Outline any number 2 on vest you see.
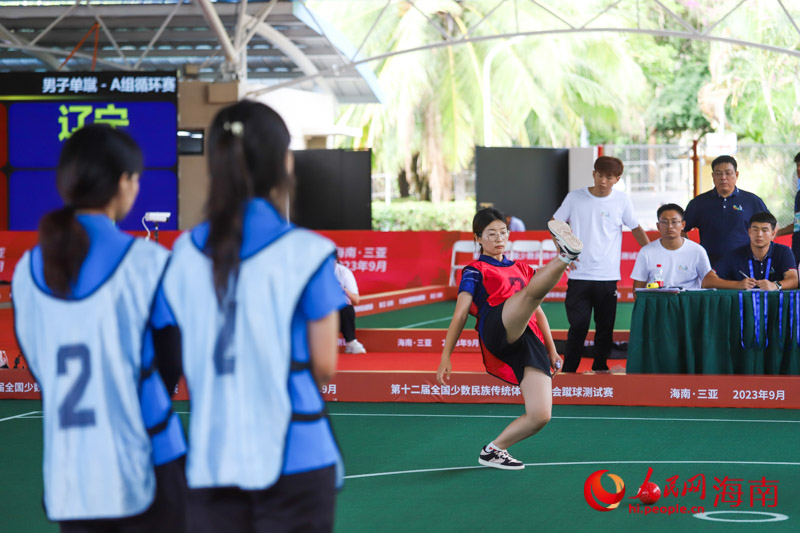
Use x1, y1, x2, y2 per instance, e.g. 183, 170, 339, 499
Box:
57, 344, 96, 429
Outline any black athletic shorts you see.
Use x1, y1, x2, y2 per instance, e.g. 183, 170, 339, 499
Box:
187, 465, 337, 533
480, 301, 552, 383
59, 455, 188, 533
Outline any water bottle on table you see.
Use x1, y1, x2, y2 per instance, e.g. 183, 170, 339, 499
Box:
653, 264, 665, 288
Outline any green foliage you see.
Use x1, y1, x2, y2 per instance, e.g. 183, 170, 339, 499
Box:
312, 1, 651, 200
649, 61, 711, 136
311, 1, 800, 186
634, 37, 712, 140
372, 199, 475, 231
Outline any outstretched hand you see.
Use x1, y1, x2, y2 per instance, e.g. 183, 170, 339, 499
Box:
436, 359, 452, 385
549, 352, 563, 376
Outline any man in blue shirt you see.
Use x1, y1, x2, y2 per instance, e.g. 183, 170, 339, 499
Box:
775, 152, 800, 266
702, 212, 798, 290
684, 155, 769, 266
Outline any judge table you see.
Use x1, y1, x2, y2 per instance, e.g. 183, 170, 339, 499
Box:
628, 289, 800, 374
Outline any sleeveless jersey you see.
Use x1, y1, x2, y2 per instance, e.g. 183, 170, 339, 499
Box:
12, 239, 168, 521
463, 258, 544, 384
162, 227, 341, 490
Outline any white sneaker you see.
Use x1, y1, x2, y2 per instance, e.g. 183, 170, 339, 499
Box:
345, 340, 367, 354
547, 220, 583, 262
478, 446, 524, 470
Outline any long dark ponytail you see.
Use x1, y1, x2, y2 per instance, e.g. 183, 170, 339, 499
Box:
206, 100, 292, 304
39, 124, 142, 296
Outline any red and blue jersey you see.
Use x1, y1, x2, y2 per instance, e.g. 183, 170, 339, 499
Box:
459, 255, 544, 383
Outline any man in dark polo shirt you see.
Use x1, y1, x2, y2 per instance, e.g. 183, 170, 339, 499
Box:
702, 212, 798, 290
684, 155, 769, 266
775, 152, 800, 266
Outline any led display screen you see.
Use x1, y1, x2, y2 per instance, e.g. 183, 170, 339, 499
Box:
0, 72, 178, 230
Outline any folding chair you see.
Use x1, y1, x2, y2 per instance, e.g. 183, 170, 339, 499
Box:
540, 239, 558, 268
510, 240, 542, 269
449, 240, 479, 286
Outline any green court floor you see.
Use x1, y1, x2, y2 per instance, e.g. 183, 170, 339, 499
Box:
2, 400, 797, 532
358, 301, 634, 331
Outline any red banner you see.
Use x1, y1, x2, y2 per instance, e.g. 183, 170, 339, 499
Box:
317, 230, 464, 294
0, 229, 790, 289
2, 368, 796, 409
318, 372, 799, 409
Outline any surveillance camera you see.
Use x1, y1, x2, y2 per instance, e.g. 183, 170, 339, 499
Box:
144, 212, 171, 223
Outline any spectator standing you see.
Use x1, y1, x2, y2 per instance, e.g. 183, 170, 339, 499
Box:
552, 156, 650, 373
631, 204, 711, 290
335, 254, 367, 354
684, 155, 769, 266
775, 152, 800, 266
160, 101, 344, 533
12, 125, 187, 531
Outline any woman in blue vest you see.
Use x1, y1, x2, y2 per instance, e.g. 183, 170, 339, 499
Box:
12, 124, 187, 532
437, 208, 582, 470
160, 101, 344, 532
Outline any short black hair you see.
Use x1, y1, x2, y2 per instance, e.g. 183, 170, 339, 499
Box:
711, 155, 738, 171
749, 211, 777, 230
793, 152, 800, 165
657, 203, 684, 220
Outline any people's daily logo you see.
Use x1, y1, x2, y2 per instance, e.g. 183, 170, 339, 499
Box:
584, 470, 626, 511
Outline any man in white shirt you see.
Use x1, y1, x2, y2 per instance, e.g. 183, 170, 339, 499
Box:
631, 204, 712, 291
552, 156, 650, 373
334, 256, 367, 354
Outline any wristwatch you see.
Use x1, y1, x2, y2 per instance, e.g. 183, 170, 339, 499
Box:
775, 281, 782, 291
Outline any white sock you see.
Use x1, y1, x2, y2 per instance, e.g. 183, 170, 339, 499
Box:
486, 441, 504, 452
557, 254, 573, 265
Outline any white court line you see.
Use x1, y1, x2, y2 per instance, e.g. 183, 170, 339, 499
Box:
328, 413, 800, 424
0, 411, 41, 423
398, 316, 452, 329
345, 460, 800, 480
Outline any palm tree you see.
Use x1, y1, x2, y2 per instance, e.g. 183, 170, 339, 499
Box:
311, 1, 651, 202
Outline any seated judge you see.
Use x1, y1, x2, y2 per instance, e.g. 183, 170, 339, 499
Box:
631, 203, 711, 290
702, 211, 798, 291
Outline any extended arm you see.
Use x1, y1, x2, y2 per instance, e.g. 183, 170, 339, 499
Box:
632, 226, 650, 247
755, 269, 799, 291
308, 311, 340, 387
702, 270, 756, 290
781, 269, 799, 289
632, 280, 647, 297
436, 291, 473, 385
534, 307, 562, 373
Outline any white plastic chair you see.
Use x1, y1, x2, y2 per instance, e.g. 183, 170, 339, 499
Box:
540, 239, 558, 268
449, 240, 479, 286
510, 240, 542, 268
